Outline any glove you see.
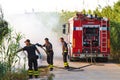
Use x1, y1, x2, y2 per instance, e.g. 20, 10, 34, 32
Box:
38, 53, 42, 59
36, 43, 42, 47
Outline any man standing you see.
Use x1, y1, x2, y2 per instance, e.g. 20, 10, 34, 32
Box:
17, 39, 41, 79
60, 37, 69, 69
36, 38, 54, 71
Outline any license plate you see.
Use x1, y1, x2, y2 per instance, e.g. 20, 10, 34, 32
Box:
80, 54, 96, 58
98, 54, 103, 57
87, 54, 96, 57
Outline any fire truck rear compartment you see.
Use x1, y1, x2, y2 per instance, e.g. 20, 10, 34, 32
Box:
83, 27, 99, 53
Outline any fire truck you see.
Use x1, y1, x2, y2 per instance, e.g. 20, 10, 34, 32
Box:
63, 13, 110, 61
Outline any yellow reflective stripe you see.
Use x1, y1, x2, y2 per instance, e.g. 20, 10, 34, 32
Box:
28, 71, 33, 73
64, 62, 69, 66
28, 70, 33, 75
49, 65, 53, 68
64, 50, 67, 52
28, 70, 33, 72
34, 71, 39, 76
28, 70, 33, 73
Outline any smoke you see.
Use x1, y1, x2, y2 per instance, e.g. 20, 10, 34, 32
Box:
5, 12, 63, 68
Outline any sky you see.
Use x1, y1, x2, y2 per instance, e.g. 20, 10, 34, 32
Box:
0, 0, 118, 15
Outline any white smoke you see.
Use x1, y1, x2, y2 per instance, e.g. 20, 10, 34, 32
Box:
5, 12, 63, 68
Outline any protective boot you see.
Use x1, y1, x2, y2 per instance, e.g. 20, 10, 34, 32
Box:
49, 64, 53, 71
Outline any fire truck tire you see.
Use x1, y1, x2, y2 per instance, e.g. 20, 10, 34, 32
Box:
103, 57, 108, 62
96, 57, 108, 62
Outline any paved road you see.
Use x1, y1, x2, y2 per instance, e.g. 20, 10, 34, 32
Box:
31, 58, 120, 80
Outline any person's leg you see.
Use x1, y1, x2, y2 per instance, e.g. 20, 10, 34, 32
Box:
63, 52, 69, 69
47, 54, 50, 65
49, 52, 54, 71
28, 59, 33, 79
33, 59, 39, 78
49, 53, 54, 65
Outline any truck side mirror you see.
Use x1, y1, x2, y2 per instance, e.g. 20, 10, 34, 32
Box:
63, 24, 66, 34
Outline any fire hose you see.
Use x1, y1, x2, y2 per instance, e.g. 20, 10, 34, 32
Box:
37, 44, 94, 71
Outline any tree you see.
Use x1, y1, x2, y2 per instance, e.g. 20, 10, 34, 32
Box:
87, 10, 92, 14
93, 8, 102, 17
0, 6, 9, 44
113, 0, 120, 22
82, 9, 86, 14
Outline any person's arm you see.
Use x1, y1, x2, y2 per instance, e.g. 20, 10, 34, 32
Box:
35, 46, 42, 59
16, 48, 23, 53
42, 44, 45, 47
16, 46, 27, 53
36, 43, 46, 48
36, 43, 42, 47
36, 48, 40, 54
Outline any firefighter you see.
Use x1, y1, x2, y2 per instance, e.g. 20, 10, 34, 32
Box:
60, 37, 69, 69
36, 38, 54, 71
16, 39, 41, 79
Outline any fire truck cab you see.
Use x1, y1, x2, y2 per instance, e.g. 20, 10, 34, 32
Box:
63, 13, 110, 61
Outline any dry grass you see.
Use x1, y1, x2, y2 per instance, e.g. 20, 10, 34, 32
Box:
39, 67, 49, 77
1, 71, 27, 80
39, 67, 55, 80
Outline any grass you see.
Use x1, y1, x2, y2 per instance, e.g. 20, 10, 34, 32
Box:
2, 71, 27, 80
39, 66, 55, 80
0, 67, 54, 80
0, 28, 24, 80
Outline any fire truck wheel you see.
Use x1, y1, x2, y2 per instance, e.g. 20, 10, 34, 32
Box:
103, 58, 108, 62
96, 57, 108, 62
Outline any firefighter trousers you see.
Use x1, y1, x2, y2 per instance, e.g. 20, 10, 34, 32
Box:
28, 58, 39, 78
47, 52, 54, 68
63, 52, 69, 67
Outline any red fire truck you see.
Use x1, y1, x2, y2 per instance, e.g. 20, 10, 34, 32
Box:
63, 13, 110, 61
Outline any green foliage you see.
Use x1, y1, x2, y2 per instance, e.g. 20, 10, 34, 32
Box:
0, 62, 7, 79
1, 69, 27, 80
113, 0, 120, 22
110, 21, 120, 62
87, 10, 92, 14
0, 21, 9, 44
0, 29, 23, 79
0, 30, 23, 71
0, 7, 9, 45
60, 10, 76, 23
82, 9, 86, 14
93, 8, 102, 17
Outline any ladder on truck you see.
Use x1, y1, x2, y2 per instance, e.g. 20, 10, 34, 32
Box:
101, 20, 107, 52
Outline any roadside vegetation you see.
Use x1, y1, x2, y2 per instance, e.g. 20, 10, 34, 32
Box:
0, 7, 26, 80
